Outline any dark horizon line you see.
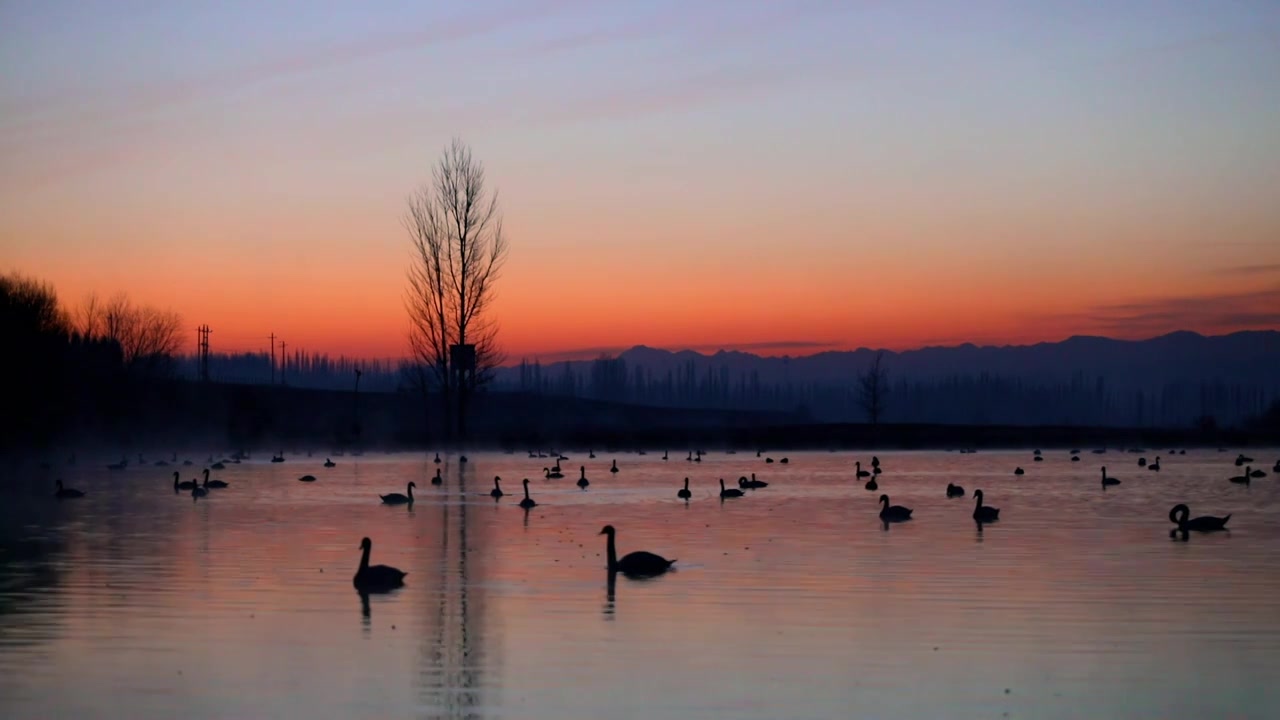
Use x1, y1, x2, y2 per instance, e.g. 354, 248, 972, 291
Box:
179, 327, 1276, 367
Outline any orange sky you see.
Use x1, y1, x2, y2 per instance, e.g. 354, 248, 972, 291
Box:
3, 2, 1278, 362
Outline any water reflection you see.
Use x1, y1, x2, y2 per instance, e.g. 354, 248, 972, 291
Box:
416, 463, 489, 720
603, 571, 616, 620
1, 450, 1279, 719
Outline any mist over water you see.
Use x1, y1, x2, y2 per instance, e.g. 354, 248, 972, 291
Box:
2, 449, 1278, 719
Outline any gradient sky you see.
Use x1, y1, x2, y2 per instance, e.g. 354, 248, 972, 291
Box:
3, 0, 1278, 361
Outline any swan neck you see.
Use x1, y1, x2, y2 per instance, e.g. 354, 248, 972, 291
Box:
606, 532, 617, 570
359, 544, 371, 571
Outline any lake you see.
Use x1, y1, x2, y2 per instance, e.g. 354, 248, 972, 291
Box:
2, 448, 1278, 719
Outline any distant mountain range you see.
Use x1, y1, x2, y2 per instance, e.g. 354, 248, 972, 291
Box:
493, 331, 1280, 427
501, 330, 1279, 385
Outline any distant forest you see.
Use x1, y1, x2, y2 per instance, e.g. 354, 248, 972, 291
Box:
175, 352, 402, 393
500, 353, 1275, 429
174, 331, 1280, 430
8, 266, 1277, 454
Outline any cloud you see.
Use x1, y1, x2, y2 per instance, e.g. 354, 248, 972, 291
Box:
1, 0, 589, 148
1064, 284, 1280, 338
696, 340, 838, 353
1210, 263, 1280, 277
515, 339, 837, 363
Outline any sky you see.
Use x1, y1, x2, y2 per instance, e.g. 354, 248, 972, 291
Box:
2, 0, 1279, 362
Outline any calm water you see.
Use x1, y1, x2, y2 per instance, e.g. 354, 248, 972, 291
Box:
2, 448, 1279, 719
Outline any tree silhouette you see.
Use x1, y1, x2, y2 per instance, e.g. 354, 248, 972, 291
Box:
78, 292, 182, 379
405, 139, 509, 441
858, 350, 889, 425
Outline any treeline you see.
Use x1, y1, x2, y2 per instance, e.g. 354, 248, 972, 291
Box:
2, 273, 183, 449
174, 351, 402, 393
504, 355, 1277, 429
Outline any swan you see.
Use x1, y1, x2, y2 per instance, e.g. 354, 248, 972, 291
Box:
1248, 468, 1266, 478
544, 466, 564, 479
324, 458, 336, 468
1273, 459, 1279, 473
353, 537, 406, 591
1235, 454, 1254, 466
519, 478, 537, 509
490, 476, 504, 498
433, 452, 441, 464
428, 468, 442, 486
946, 482, 965, 498
380, 481, 416, 505
719, 478, 744, 498
1101, 467, 1120, 487
677, 477, 691, 500
298, 474, 317, 482
202, 469, 229, 488
600, 525, 675, 576
1071, 455, 1081, 462
609, 459, 619, 474
973, 489, 1000, 523
107, 457, 127, 471
765, 457, 774, 464
662, 450, 669, 461
1138, 457, 1147, 467
191, 483, 208, 499
577, 466, 590, 489
855, 462, 870, 478
865, 476, 878, 491
210, 461, 226, 470
739, 473, 767, 489
1033, 455, 1044, 462
1014, 467, 1025, 476
54, 479, 84, 499
174, 471, 197, 491
779, 457, 789, 464
1168, 504, 1230, 532
1148, 456, 1161, 471
589, 450, 596, 459
878, 494, 912, 522
1229, 468, 1251, 485
271, 454, 285, 463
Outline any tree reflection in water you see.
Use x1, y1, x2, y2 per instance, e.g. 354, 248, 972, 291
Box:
416, 462, 492, 719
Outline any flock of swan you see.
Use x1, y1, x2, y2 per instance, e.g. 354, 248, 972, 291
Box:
45, 446, 1274, 592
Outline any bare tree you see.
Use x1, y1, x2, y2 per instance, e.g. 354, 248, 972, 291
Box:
405, 139, 509, 442
78, 292, 183, 378
858, 351, 889, 425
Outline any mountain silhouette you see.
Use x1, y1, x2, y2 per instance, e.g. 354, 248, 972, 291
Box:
499, 331, 1280, 427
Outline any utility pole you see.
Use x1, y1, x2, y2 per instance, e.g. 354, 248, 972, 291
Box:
197, 324, 211, 382
279, 341, 287, 386
268, 332, 276, 385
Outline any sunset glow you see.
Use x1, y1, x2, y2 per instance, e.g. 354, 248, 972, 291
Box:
3, 1, 1278, 362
